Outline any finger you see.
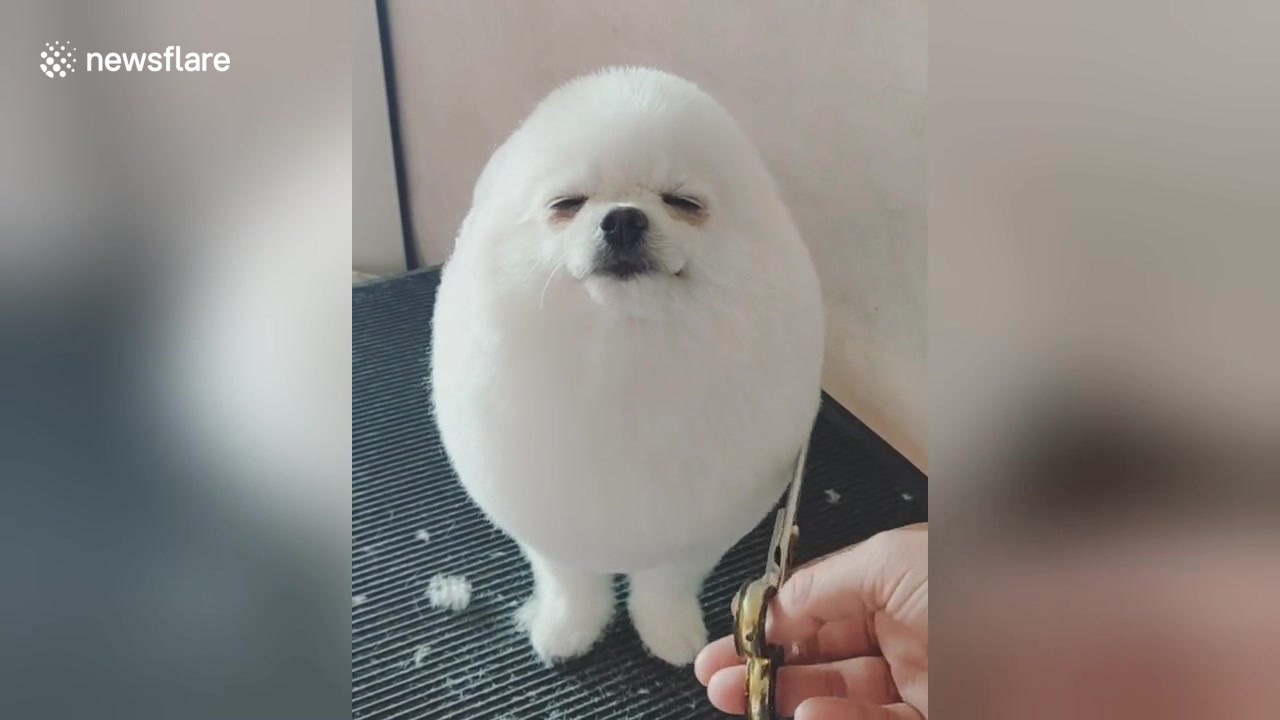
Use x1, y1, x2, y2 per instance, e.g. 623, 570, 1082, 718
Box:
768, 524, 927, 656
706, 657, 898, 716
694, 635, 739, 685
795, 698, 924, 720
784, 617, 887, 664
699, 619, 885, 677
693, 626, 873, 688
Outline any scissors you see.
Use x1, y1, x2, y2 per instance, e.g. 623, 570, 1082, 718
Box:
732, 440, 809, 720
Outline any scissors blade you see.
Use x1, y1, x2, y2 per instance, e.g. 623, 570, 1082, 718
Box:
766, 441, 809, 584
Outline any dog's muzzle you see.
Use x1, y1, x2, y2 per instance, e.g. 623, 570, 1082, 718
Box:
595, 206, 658, 279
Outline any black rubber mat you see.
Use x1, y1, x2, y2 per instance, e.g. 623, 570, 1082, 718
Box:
352, 269, 928, 720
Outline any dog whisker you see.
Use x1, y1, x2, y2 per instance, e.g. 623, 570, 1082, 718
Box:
538, 260, 564, 310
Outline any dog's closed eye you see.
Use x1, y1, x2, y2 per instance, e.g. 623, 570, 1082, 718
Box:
550, 196, 587, 219
660, 194, 703, 213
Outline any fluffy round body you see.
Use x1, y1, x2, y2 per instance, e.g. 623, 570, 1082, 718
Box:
430, 67, 824, 575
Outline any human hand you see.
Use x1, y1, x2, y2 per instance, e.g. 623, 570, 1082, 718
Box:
694, 523, 928, 719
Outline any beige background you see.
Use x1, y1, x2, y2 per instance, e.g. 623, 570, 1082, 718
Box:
353, 0, 406, 275
384, 0, 927, 470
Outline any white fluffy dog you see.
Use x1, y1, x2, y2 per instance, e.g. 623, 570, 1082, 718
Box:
430, 67, 824, 666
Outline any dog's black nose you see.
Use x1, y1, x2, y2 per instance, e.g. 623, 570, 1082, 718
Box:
600, 207, 649, 247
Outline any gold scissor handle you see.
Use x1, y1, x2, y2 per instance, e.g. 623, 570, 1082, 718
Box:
734, 578, 782, 719
734, 513, 800, 719
734, 443, 809, 720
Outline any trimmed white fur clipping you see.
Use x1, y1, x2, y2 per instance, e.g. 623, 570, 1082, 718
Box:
425, 574, 472, 612
410, 644, 432, 668
414, 529, 431, 543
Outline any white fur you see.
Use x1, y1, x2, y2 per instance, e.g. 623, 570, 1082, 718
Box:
425, 574, 472, 612
430, 67, 824, 665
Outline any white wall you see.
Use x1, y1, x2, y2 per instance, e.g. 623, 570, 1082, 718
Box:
388, 0, 927, 470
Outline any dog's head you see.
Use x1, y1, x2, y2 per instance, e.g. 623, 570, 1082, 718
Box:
462, 67, 784, 306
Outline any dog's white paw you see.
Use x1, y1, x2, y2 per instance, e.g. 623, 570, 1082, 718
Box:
629, 592, 707, 666
515, 593, 612, 664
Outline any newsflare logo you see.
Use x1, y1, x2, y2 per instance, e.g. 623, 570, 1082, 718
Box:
40, 41, 231, 79
40, 41, 77, 78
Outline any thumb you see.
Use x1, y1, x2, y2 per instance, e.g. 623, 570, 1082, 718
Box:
767, 524, 925, 657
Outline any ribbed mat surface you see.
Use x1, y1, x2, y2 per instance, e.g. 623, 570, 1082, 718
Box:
352, 269, 928, 720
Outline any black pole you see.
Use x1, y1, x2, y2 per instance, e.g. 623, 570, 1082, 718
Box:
375, 0, 421, 270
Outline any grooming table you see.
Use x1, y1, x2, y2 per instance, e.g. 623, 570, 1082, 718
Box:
352, 269, 927, 719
